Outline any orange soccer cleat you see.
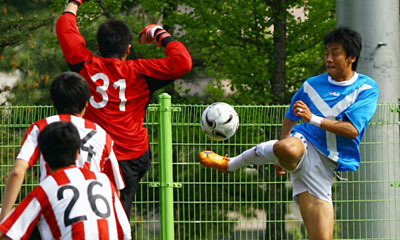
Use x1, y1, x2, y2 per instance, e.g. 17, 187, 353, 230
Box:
199, 151, 230, 173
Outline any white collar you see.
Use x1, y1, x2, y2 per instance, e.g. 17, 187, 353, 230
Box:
328, 72, 358, 86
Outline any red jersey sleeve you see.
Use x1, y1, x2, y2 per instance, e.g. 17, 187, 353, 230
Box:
16, 118, 49, 167
56, 12, 93, 70
135, 41, 193, 80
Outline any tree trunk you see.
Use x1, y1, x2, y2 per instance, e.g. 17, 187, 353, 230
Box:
270, 0, 287, 104
266, 1, 287, 239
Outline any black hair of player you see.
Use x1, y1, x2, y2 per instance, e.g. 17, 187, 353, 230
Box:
50, 72, 91, 114
324, 26, 362, 71
97, 19, 133, 59
38, 122, 81, 170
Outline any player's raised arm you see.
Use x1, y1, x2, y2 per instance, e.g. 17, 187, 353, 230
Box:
56, 0, 93, 72
292, 100, 359, 139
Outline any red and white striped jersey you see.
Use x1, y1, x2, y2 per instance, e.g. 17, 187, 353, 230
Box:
17, 114, 125, 190
0, 167, 131, 240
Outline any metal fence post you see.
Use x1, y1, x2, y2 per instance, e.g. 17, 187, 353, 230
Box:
158, 93, 175, 240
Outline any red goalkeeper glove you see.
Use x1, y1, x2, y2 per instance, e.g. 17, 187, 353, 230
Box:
68, 0, 83, 6
139, 24, 172, 47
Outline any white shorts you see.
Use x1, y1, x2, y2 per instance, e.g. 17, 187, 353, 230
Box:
289, 132, 337, 204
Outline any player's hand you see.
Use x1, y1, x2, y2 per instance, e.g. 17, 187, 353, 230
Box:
274, 163, 286, 175
68, 0, 84, 6
139, 24, 171, 46
293, 100, 312, 122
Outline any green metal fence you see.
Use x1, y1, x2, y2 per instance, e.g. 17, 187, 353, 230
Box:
0, 101, 399, 239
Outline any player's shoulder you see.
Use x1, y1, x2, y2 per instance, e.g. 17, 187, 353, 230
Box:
356, 73, 379, 88
301, 73, 329, 90
70, 115, 107, 133
123, 58, 141, 71
355, 74, 380, 98
306, 73, 328, 84
38, 170, 61, 192
71, 116, 115, 145
33, 115, 61, 131
78, 167, 112, 184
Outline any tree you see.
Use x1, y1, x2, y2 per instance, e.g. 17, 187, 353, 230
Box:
1, 0, 335, 106
145, 0, 335, 104
0, 1, 53, 52
0, 0, 151, 105
0, 1, 55, 105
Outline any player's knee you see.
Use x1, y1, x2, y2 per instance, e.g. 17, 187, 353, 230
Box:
273, 138, 305, 169
274, 138, 304, 158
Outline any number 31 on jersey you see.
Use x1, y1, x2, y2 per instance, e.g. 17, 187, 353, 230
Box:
89, 73, 127, 111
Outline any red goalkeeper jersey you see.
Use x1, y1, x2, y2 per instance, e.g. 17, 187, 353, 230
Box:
56, 13, 192, 160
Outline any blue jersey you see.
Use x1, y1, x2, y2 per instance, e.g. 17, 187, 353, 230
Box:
286, 73, 379, 171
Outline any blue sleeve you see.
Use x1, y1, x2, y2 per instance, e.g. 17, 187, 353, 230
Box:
285, 85, 304, 122
344, 83, 379, 133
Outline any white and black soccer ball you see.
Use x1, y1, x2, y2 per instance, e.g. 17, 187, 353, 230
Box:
201, 102, 239, 141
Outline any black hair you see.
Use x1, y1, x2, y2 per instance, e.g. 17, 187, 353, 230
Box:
38, 122, 81, 170
97, 19, 133, 59
324, 26, 362, 71
50, 72, 91, 114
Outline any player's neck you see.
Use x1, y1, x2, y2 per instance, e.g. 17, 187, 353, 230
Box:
335, 70, 354, 82
76, 106, 87, 117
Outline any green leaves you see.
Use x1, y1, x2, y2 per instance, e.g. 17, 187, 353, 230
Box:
165, 0, 335, 104
0, 0, 335, 106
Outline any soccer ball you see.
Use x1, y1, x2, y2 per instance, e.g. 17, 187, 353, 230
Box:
201, 102, 239, 141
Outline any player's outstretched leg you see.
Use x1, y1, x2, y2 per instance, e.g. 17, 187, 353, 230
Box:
200, 140, 279, 173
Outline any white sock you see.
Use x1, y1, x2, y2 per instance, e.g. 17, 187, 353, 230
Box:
227, 140, 279, 171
